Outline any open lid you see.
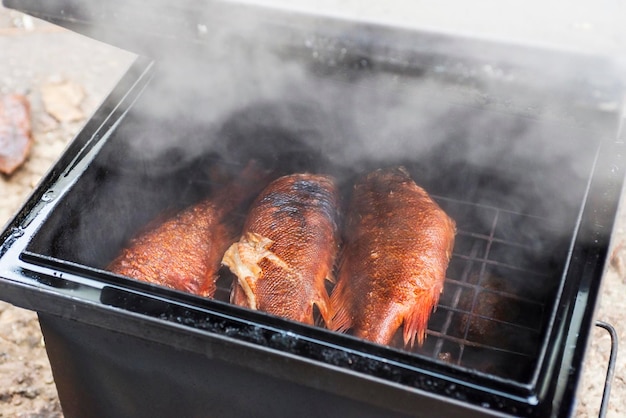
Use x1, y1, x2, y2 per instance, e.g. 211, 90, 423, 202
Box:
5, 0, 626, 54
0, 0, 292, 55
2, 0, 624, 98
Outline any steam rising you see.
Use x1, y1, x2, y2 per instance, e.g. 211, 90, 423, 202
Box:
97, 0, 623, 227
239, 0, 626, 58
22, 1, 624, 266
21, 0, 626, 380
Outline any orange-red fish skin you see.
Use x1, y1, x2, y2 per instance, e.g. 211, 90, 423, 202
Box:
108, 200, 231, 297
223, 173, 339, 325
108, 162, 269, 298
330, 167, 455, 347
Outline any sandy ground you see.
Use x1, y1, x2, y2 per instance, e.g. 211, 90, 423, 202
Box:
0, 4, 625, 418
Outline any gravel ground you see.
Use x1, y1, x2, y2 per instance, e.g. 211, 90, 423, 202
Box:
0, 4, 625, 418
0, 7, 133, 417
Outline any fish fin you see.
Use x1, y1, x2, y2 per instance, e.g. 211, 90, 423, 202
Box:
403, 290, 439, 348
328, 280, 353, 333
196, 274, 217, 299
329, 305, 352, 333
324, 260, 337, 284
314, 288, 333, 328
325, 267, 337, 284
326, 240, 344, 285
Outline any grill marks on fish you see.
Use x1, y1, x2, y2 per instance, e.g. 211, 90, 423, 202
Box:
222, 174, 339, 326
107, 162, 269, 298
329, 167, 456, 347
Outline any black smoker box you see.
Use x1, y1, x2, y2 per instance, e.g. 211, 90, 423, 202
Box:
1, 1, 625, 417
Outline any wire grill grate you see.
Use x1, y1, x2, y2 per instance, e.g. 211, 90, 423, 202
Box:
412, 196, 563, 381
167, 170, 566, 382
210, 188, 565, 382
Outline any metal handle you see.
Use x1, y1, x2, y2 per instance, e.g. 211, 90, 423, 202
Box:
595, 320, 618, 418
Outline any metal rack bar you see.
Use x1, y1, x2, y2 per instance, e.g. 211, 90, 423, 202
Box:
422, 197, 560, 378
595, 321, 618, 418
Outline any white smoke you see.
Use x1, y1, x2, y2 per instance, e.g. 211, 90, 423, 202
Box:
236, 0, 626, 58
16, 0, 626, 261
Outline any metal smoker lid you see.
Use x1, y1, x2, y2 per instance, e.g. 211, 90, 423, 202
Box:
0, 0, 287, 56
2, 0, 622, 86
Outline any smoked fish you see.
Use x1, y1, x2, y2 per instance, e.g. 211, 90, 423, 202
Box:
330, 167, 455, 347
108, 162, 268, 298
222, 173, 339, 325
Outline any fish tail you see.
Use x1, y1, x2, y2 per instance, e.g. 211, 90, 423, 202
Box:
197, 273, 218, 298
403, 289, 440, 348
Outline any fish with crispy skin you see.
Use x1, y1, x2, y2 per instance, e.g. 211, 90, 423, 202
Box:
108, 162, 268, 298
222, 173, 339, 325
330, 167, 455, 347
